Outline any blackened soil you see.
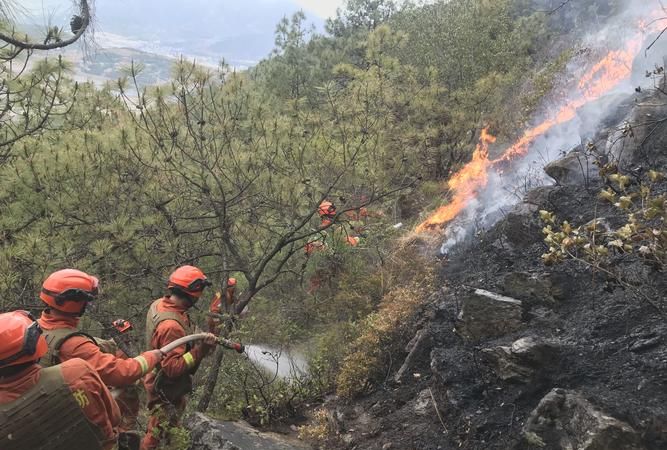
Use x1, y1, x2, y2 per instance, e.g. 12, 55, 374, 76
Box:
322, 100, 667, 450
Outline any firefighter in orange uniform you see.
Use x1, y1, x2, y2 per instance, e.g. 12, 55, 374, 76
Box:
207, 277, 237, 334
0, 310, 121, 450
36, 269, 164, 448
318, 200, 337, 228
142, 265, 217, 450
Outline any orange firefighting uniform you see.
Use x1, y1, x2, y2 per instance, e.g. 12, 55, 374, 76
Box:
38, 311, 160, 432
141, 297, 209, 450
0, 359, 121, 450
207, 287, 236, 333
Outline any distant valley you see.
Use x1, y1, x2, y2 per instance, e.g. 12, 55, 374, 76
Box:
20, 0, 325, 84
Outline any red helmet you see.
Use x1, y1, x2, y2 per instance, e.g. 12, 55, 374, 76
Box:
0, 311, 47, 368
318, 201, 336, 218
227, 278, 237, 287
167, 265, 211, 299
40, 269, 99, 315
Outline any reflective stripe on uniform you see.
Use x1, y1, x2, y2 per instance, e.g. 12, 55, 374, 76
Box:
182, 352, 195, 369
134, 355, 149, 375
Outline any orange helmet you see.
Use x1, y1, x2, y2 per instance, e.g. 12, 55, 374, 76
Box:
167, 265, 211, 299
40, 269, 99, 315
0, 311, 47, 368
227, 278, 237, 287
318, 201, 336, 218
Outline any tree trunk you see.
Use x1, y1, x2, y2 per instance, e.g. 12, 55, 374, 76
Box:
197, 346, 224, 412
197, 252, 230, 413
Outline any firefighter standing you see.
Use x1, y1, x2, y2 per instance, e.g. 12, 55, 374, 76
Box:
318, 200, 337, 228
305, 200, 363, 292
0, 310, 121, 450
36, 269, 164, 448
142, 265, 217, 450
317, 200, 361, 246
207, 277, 237, 334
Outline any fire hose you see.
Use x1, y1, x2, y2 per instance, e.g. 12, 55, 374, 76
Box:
111, 334, 244, 399
159, 333, 245, 354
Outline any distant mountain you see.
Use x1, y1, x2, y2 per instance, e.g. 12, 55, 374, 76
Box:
21, 0, 325, 65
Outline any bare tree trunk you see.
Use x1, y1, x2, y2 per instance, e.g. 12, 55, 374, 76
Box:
197, 347, 224, 412
197, 253, 230, 413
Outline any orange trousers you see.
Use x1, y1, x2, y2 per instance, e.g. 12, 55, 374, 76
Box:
140, 397, 187, 450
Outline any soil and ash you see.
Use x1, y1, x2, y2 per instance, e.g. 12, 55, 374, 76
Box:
316, 90, 667, 449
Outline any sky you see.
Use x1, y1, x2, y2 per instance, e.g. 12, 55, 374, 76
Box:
294, 0, 345, 18
18, 0, 349, 66
22, 0, 347, 19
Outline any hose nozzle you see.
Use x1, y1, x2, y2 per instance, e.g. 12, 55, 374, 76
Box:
217, 337, 245, 353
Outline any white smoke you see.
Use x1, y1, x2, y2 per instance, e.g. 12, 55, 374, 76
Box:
244, 344, 309, 381
439, 0, 667, 254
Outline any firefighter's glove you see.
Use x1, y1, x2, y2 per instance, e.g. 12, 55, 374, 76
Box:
197, 333, 218, 357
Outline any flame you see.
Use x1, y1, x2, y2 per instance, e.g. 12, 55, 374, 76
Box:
496, 36, 642, 164
416, 20, 655, 233
415, 128, 495, 233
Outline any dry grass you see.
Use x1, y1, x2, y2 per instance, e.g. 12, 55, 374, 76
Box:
335, 237, 436, 399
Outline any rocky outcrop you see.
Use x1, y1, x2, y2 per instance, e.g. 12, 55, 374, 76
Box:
523, 389, 645, 450
500, 204, 542, 248
502, 272, 557, 307
606, 98, 667, 166
544, 151, 599, 186
187, 413, 307, 450
481, 336, 560, 383
456, 289, 523, 341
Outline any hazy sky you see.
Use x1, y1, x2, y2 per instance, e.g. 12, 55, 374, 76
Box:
23, 0, 347, 19
19, 0, 350, 64
294, 0, 345, 18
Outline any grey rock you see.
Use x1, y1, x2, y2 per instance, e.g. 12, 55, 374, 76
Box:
524, 186, 559, 207
456, 289, 523, 341
413, 390, 432, 416
341, 433, 354, 445
544, 272, 570, 301
482, 336, 560, 383
544, 151, 599, 186
187, 413, 307, 450
523, 389, 645, 449
606, 98, 667, 165
501, 206, 542, 248
481, 346, 533, 383
629, 336, 662, 353
503, 272, 556, 307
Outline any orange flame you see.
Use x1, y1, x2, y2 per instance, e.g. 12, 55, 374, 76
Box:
415, 128, 495, 233
416, 22, 652, 233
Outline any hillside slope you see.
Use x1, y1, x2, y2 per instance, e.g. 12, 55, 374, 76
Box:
320, 88, 667, 450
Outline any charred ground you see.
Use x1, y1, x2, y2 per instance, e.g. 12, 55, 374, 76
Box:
318, 88, 667, 450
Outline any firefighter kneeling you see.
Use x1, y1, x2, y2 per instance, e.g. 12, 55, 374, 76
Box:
0, 310, 120, 450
